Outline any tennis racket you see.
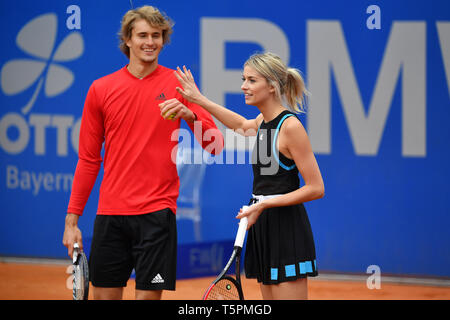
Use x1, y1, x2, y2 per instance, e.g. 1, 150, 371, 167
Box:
202, 207, 249, 300
72, 242, 89, 300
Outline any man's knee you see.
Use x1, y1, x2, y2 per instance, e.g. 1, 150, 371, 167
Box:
93, 286, 124, 300
135, 289, 162, 300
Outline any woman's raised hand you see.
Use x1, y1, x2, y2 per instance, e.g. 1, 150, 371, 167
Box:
174, 65, 204, 105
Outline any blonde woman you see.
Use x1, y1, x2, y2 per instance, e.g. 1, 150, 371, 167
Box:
163, 53, 324, 300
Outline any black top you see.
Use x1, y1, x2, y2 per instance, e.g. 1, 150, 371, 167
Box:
252, 110, 300, 195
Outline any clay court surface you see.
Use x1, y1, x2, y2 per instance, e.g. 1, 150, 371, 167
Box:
0, 262, 449, 300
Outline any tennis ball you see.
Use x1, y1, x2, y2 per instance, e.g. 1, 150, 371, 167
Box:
163, 112, 176, 120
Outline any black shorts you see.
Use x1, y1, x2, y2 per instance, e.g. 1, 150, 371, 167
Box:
244, 201, 318, 285
89, 208, 177, 291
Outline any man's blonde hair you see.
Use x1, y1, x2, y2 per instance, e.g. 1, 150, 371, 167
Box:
118, 5, 173, 58
244, 52, 308, 113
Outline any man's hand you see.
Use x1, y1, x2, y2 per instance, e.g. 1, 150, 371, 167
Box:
62, 213, 83, 258
159, 98, 196, 123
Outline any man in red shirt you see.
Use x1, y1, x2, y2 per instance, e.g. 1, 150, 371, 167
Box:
62, 6, 223, 300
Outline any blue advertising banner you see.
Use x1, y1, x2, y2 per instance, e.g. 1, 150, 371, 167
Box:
1, 0, 449, 279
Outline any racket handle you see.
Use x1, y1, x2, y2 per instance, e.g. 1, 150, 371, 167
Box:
234, 206, 249, 248
73, 242, 80, 263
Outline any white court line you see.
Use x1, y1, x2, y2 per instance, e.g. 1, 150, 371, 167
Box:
0, 256, 71, 266
1, 256, 449, 287
315, 272, 450, 287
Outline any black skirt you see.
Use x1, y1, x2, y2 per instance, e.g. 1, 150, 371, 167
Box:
244, 202, 318, 284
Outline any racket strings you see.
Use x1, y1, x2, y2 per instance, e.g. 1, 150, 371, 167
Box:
73, 265, 84, 299
73, 253, 89, 300
207, 279, 240, 300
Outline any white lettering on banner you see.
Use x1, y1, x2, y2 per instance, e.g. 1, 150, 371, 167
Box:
307, 21, 426, 157
29, 114, 50, 155
6, 164, 73, 196
3, 17, 447, 160
0, 112, 80, 156
189, 243, 224, 273
201, 18, 289, 151
52, 115, 74, 156
437, 22, 450, 97
0, 113, 29, 154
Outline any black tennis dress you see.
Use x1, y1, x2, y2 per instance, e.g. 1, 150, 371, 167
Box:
244, 110, 318, 284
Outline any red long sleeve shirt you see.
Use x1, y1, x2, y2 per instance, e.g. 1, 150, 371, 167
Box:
67, 65, 223, 216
